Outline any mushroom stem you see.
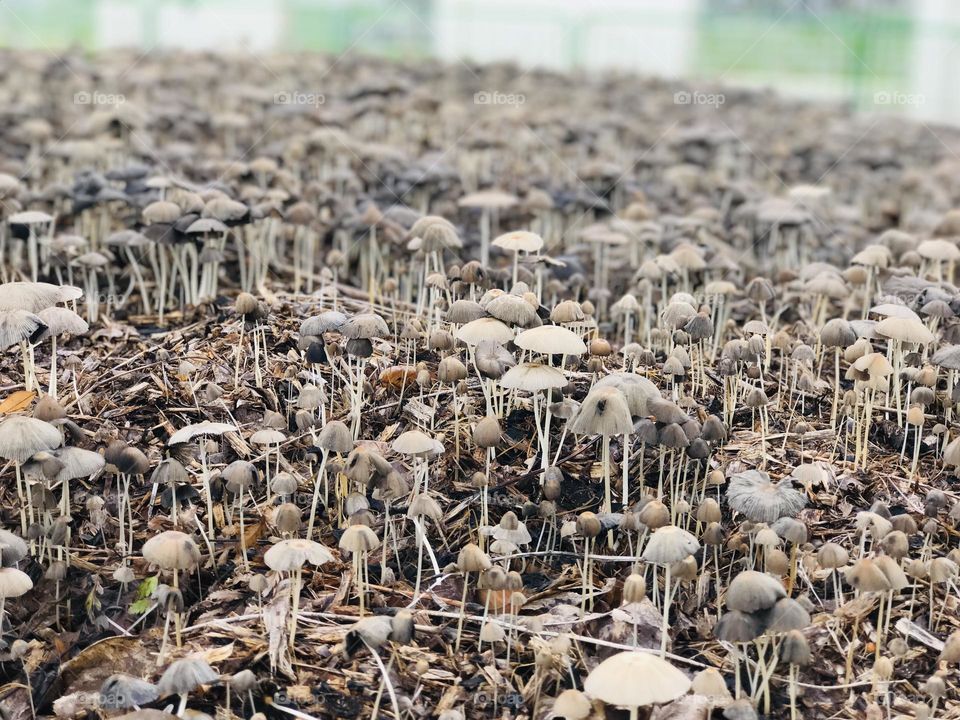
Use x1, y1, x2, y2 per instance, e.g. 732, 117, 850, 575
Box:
622, 432, 630, 507
602, 436, 616, 548
158, 606, 172, 667
453, 383, 461, 461
307, 449, 329, 540
580, 538, 590, 616
289, 567, 302, 647
19, 341, 34, 392
198, 441, 215, 540
14, 462, 27, 536
48, 336, 58, 398
659, 563, 672, 657
238, 500, 248, 571
479, 210, 491, 267
414, 519, 426, 600
234, 321, 246, 387
789, 663, 799, 720
454, 571, 470, 653
732, 648, 742, 698
356, 551, 367, 615
910, 424, 922, 481
787, 543, 799, 595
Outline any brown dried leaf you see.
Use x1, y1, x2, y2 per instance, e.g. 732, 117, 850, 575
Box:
60, 636, 147, 693
0, 390, 35, 414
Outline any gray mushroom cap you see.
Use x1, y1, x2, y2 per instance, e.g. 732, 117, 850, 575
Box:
726, 470, 807, 523
99, 674, 160, 709
156, 656, 219, 696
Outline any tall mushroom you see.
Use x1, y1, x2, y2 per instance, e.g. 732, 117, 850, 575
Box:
642, 525, 700, 656
264, 538, 334, 646
340, 312, 390, 437
499, 362, 567, 479
570, 386, 632, 519
308, 420, 353, 539
168, 421, 238, 538
0, 415, 62, 535
35, 306, 88, 399
492, 230, 543, 287
338, 525, 381, 615
0, 567, 33, 644
142, 530, 200, 664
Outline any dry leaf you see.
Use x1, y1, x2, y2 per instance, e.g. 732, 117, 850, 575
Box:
0, 390, 35, 414
201, 641, 234, 663
379, 365, 417, 390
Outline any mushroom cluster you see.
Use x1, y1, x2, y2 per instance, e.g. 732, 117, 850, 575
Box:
3, 48, 960, 720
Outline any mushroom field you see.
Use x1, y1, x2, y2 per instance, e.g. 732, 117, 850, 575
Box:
2, 49, 960, 720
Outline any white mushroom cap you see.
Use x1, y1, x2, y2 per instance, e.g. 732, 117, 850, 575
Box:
516, 325, 587, 356
641, 525, 700, 565
0, 567, 33, 598
0, 282, 79, 312
456, 317, 514, 346
392, 429, 437, 456
0, 415, 61, 463
37, 306, 89, 337
142, 531, 201, 571
264, 538, 335, 571
168, 421, 238, 446
875, 316, 934, 345
499, 362, 567, 392
492, 230, 543, 253
584, 651, 691, 708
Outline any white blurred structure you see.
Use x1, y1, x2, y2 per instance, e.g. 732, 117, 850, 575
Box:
912, 0, 960, 124
94, 0, 284, 51
433, 0, 699, 77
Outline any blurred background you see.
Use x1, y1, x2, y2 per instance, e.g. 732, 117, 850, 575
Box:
2, 0, 959, 124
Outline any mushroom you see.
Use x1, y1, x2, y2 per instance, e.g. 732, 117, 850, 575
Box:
492, 230, 544, 287
142, 530, 200, 663
308, 420, 353, 539
338, 524, 381, 615
168, 421, 238, 537
0, 566, 33, 644
458, 190, 518, 267
0, 415, 62, 534
264, 538, 334, 645
341, 312, 390, 437
156, 655, 219, 716
570, 386, 632, 521
407, 493, 443, 600
642, 525, 700, 656
35, 306, 88, 399
99, 674, 160, 711
453, 543, 491, 652
499, 362, 567, 479
584, 650, 691, 719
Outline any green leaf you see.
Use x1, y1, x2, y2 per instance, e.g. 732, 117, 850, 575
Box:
85, 587, 101, 619
128, 575, 159, 616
